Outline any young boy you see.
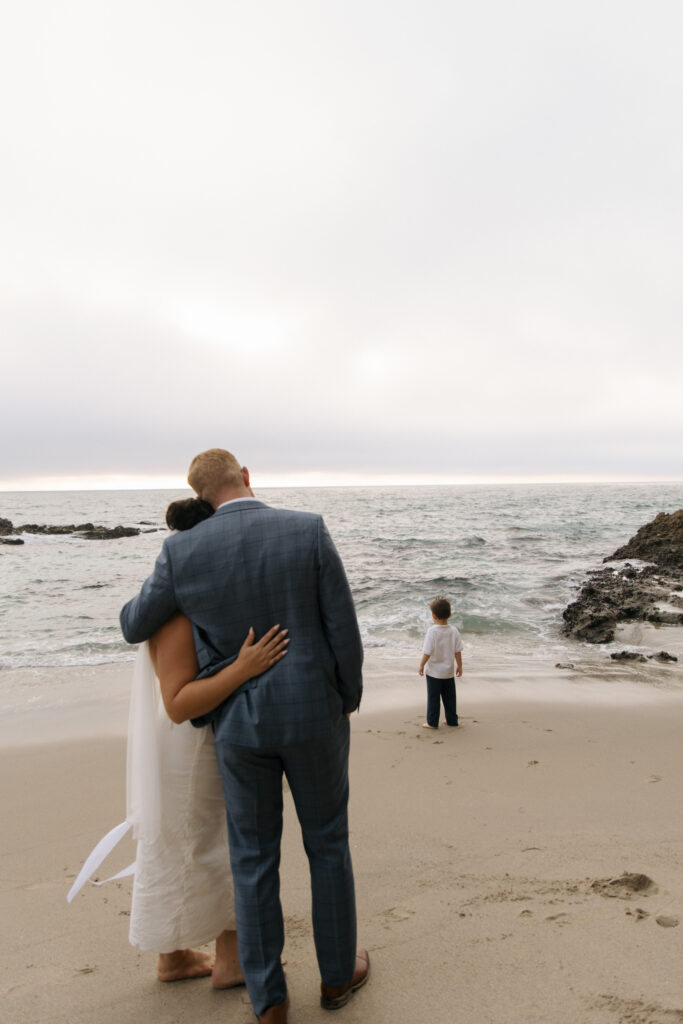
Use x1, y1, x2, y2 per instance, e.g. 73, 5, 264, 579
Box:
418, 596, 464, 729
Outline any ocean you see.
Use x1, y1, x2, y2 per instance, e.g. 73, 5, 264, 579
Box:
1, 483, 681, 708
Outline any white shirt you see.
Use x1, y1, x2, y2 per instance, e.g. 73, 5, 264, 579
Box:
216, 497, 256, 510
422, 624, 464, 679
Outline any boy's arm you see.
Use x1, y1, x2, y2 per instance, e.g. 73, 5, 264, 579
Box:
455, 651, 463, 677
418, 653, 430, 676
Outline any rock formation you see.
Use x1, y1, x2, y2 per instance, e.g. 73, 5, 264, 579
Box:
562, 510, 683, 645
607, 509, 683, 568
0, 518, 142, 540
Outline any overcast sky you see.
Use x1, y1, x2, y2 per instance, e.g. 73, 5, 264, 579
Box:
1, 1, 682, 489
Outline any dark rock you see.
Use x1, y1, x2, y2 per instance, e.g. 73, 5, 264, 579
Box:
17, 523, 80, 535
607, 509, 683, 568
13, 522, 140, 540
77, 525, 140, 540
647, 651, 679, 663
563, 511, 683, 646
610, 651, 647, 663
561, 565, 663, 643
0, 517, 14, 535
0, 536, 24, 545
645, 610, 683, 625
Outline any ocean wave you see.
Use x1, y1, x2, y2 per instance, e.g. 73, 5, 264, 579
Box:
0, 640, 134, 670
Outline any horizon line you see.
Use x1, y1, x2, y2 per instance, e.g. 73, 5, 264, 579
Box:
1, 471, 682, 493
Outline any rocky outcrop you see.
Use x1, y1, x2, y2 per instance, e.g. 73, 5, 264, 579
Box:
563, 510, 683, 645
0, 518, 141, 540
77, 525, 141, 540
607, 510, 683, 569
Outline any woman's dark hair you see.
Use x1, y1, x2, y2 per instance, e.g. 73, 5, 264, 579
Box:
165, 498, 215, 532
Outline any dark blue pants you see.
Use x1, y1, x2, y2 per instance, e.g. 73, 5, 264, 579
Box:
215, 716, 356, 1016
425, 674, 458, 727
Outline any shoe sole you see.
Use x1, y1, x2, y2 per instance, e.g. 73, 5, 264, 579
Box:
320, 959, 370, 1010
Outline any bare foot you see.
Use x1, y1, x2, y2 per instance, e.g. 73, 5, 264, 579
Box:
157, 948, 215, 982
422, 723, 438, 730
212, 929, 245, 989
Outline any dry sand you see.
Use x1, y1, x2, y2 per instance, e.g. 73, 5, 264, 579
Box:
2, 661, 683, 1024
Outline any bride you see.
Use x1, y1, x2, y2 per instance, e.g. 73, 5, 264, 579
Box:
71, 497, 288, 987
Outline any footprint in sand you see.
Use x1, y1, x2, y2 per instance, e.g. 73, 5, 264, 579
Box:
380, 907, 415, 928
594, 994, 683, 1021
545, 912, 571, 925
655, 915, 680, 928
649, 774, 663, 783
625, 907, 650, 921
590, 872, 658, 899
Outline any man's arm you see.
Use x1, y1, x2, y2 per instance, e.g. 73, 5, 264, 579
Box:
316, 518, 363, 713
120, 541, 179, 644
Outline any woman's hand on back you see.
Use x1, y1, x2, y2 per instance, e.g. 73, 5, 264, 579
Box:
237, 625, 289, 678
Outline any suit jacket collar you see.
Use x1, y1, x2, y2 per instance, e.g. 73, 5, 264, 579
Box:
214, 498, 268, 516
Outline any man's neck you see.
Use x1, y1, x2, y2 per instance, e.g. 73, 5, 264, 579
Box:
211, 485, 254, 510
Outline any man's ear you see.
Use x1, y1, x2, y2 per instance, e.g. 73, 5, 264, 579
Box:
242, 465, 251, 489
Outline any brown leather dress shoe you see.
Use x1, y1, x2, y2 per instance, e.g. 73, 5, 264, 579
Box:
320, 950, 370, 1010
258, 994, 289, 1023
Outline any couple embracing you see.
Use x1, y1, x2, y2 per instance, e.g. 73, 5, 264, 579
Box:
120, 448, 369, 1023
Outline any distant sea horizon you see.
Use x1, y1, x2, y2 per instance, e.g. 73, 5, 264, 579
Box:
2, 473, 682, 494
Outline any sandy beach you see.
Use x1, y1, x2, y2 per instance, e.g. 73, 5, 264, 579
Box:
2, 655, 683, 1024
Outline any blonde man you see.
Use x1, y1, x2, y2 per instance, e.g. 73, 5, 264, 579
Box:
121, 449, 368, 1024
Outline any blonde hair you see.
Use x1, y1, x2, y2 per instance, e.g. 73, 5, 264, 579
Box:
187, 448, 244, 504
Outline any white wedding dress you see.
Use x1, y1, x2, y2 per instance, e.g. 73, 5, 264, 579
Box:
69, 644, 234, 953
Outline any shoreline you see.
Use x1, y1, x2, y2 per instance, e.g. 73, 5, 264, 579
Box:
3, 682, 683, 1023
1, 638, 682, 749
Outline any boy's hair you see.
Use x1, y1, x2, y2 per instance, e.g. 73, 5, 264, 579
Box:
430, 596, 451, 620
166, 497, 214, 531
187, 448, 243, 504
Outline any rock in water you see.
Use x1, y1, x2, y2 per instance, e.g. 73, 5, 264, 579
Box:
648, 651, 679, 663
77, 525, 140, 539
563, 510, 683, 644
2, 518, 141, 541
607, 509, 683, 569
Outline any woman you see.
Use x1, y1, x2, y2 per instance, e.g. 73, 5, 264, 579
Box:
71, 498, 288, 988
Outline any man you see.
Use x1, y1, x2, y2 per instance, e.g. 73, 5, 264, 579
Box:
120, 449, 369, 1023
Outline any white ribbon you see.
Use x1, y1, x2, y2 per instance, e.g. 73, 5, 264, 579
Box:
67, 821, 133, 903
68, 643, 163, 903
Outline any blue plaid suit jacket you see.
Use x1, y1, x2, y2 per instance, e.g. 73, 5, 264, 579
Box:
120, 500, 363, 747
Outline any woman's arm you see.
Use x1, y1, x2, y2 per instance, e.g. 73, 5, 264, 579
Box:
149, 615, 289, 724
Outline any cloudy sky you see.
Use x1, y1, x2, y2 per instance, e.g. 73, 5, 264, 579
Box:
1, 1, 682, 489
